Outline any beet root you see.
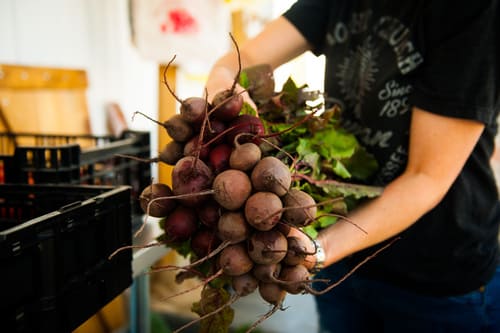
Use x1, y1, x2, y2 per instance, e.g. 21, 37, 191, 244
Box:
278, 264, 311, 295
159, 141, 185, 166
164, 114, 194, 142
212, 169, 252, 210
162, 205, 198, 243
226, 114, 265, 145
190, 228, 222, 258
252, 263, 282, 284
171, 156, 214, 207
247, 229, 288, 265
139, 183, 177, 217
210, 90, 244, 122
283, 235, 316, 268
229, 141, 262, 171
179, 96, 209, 126
217, 211, 251, 244
231, 273, 259, 297
258, 282, 286, 306
198, 199, 222, 229
208, 143, 233, 174
251, 156, 291, 196
218, 243, 254, 276
244, 191, 283, 231
282, 188, 317, 226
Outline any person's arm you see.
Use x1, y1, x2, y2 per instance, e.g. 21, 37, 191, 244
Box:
205, 16, 311, 102
317, 107, 485, 266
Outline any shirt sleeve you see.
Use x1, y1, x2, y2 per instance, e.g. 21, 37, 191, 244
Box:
408, 0, 499, 124
282, 0, 332, 55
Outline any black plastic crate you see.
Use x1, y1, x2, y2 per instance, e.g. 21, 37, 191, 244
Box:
0, 184, 133, 333
0, 130, 151, 217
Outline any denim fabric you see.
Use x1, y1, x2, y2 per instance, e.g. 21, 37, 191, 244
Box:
312, 261, 500, 333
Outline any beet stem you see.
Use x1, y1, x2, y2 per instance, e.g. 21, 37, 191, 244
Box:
260, 107, 321, 139
292, 172, 384, 197
200, 115, 254, 148
194, 92, 210, 164
133, 110, 164, 128
315, 213, 368, 234
159, 268, 224, 302
147, 240, 231, 274
229, 32, 242, 94
147, 264, 204, 279
108, 241, 163, 260
162, 55, 183, 104
114, 153, 159, 164
259, 137, 296, 163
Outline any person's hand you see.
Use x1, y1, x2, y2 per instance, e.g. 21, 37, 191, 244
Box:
286, 227, 320, 272
205, 65, 257, 110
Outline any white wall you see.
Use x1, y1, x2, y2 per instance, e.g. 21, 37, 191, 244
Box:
0, 0, 324, 154
0, 0, 158, 136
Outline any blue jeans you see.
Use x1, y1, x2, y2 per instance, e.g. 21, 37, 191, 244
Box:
313, 261, 500, 333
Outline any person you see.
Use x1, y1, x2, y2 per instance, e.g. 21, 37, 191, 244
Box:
205, 1, 500, 332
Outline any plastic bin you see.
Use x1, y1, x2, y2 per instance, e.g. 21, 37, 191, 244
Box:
0, 184, 133, 333
0, 130, 151, 218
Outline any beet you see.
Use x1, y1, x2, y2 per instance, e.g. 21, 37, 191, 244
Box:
251, 156, 291, 196
198, 199, 222, 228
183, 135, 210, 161
229, 141, 262, 171
218, 243, 254, 276
217, 211, 251, 244
282, 189, 317, 226
164, 114, 194, 142
247, 229, 288, 265
258, 282, 286, 306
252, 263, 282, 284
202, 118, 227, 145
139, 183, 177, 217
208, 143, 233, 174
283, 236, 315, 267
212, 169, 252, 210
162, 205, 198, 243
231, 273, 259, 297
226, 114, 265, 145
190, 228, 221, 258
244, 191, 283, 231
278, 264, 310, 294
179, 96, 209, 126
171, 156, 214, 207
210, 90, 243, 122
159, 141, 185, 166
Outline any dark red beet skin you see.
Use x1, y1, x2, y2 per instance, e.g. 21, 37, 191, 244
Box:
162, 205, 198, 243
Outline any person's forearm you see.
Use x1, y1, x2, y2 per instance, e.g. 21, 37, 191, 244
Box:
317, 170, 447, 267
205, 16, 311, 101
317, 107, 485, 267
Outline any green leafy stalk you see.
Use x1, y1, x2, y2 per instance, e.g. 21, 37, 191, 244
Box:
253, 75, 383, 236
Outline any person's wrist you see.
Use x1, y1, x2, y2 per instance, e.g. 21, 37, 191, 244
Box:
311, 238, 326, 274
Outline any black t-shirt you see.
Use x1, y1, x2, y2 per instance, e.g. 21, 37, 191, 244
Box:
284, 0, 500, 295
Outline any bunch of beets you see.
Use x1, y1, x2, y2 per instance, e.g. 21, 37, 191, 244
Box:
133, 62, 336, 333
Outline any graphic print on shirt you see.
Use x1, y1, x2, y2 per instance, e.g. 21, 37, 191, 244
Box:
324, 7, 423, 184
336, 37, 379, 119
